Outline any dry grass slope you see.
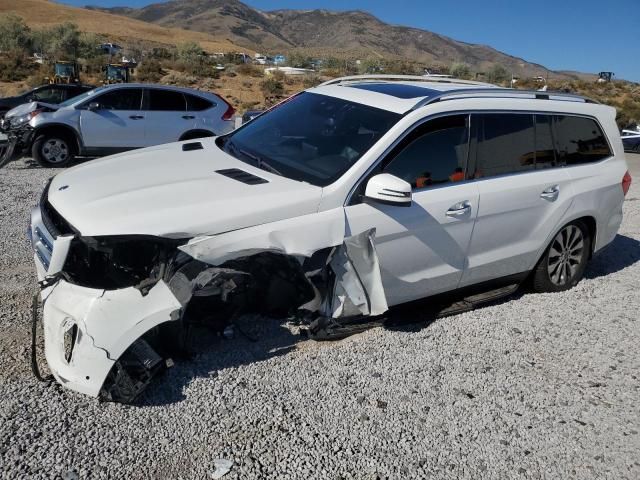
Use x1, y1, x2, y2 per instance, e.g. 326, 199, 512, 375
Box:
0, 0, 251, 54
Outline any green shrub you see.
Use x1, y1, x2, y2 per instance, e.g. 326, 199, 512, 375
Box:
135, 59, 163, 82
0, 51, 37, 81
261, 77, 284, 96
487, 64, 509, 85
450, 62, 471, 80
303, 75, 321, 89
0, 14, 31, 52
236, 63, 263, 77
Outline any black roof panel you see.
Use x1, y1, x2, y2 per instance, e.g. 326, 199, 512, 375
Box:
346, 82, 438, 99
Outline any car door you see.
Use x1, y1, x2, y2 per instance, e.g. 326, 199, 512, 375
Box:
459, 113, 574, 287
143, 88, 194, 146
79, 88, 145, 149
345, 114, 480, 307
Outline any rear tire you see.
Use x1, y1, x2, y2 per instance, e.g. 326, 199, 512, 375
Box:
532, 220, 591, 293
32, 133, 75, 168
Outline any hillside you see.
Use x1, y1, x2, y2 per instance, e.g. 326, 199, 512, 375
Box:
91, 0, 569, 79
0, 0, 250, 54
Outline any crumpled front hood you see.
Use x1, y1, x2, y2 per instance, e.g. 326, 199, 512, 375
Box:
48, 138, 323, 238
5, 101, 59, 119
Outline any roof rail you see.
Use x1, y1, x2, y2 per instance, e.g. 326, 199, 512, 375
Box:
410, 88, 600, 110
318, 74, 492, 87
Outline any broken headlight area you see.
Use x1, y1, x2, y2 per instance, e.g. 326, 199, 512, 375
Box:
61, 235, 186, 292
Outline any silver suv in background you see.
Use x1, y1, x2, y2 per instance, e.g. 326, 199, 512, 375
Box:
0, 84, 236, 167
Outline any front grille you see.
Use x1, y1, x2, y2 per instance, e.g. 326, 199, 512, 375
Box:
39, 181, 75, 236
42, 202, 74, 235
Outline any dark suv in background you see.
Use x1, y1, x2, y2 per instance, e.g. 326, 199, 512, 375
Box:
0, 84, 93, 117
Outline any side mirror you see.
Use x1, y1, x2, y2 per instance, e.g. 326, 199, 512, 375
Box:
364, 173, 412, 207
88, 102, 100, 111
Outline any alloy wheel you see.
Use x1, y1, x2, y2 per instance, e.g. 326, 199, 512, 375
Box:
547, 225, 585, 286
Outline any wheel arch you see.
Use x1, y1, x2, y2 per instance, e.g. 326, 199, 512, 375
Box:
532, 214, 598, 272
33, 123, 82, 154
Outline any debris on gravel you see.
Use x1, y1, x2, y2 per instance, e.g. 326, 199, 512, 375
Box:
1, 157, 639, 479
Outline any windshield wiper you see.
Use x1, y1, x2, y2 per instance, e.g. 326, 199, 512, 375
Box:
239, 148, 283, 176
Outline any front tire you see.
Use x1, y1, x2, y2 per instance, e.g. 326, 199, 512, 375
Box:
532, 220, 591, 293
32, 133, 74, 168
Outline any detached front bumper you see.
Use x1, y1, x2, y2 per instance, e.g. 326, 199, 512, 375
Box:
0, 125, 34, 166
30, 200, 183, 398
41, 280, 182, 397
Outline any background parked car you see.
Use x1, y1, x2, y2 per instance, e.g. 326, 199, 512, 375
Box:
622, 129, 640, 152
0, 84, 93, 117
1, 83, 236, 167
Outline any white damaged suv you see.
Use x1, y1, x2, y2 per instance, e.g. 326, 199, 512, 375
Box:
30, 75, 632, 402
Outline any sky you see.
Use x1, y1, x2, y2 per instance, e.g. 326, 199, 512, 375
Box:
57, 0, 639, 81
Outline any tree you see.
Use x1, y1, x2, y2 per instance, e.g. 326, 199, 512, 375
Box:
450, 62, 471, 80
176, 42, 202, 63
487, 64, 509, 84
0, 14, 31, 53
44, 22, 81, 59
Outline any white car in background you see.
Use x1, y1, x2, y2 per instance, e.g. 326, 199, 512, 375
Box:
2, 84, 236, 167
29, 75, 631, 402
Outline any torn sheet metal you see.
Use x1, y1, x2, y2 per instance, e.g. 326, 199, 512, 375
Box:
167, 261, 248, 306
179, 209, 346, 265
327, 228, 388, 318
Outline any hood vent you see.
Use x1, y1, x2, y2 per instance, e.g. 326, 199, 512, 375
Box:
216, 168, 268, 185
182, 142, 203, 151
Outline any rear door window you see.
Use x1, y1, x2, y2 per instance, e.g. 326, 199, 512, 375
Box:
95, 89, 143, 110
473, 113, 535, 178
148, 89, 186, 111
553, 115, 611, 164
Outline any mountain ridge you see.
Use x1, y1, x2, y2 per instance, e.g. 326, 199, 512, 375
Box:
86, 0, 577, 79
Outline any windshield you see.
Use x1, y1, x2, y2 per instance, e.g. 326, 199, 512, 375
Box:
218, 92, 401, 186
107, 66, 125, 80
55, 64, 75, 76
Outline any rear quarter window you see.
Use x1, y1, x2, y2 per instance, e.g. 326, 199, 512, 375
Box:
186, 94, 214, 111
553, 115, 612, 165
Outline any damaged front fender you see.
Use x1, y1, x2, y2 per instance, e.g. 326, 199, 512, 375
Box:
42, 280, 182, 397
179, 209, 388, 319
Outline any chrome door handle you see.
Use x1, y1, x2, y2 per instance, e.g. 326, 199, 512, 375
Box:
129, 115, 144, 120
446, 200, 471, 217
182, 115, 195, 120
540, 185, 560, 201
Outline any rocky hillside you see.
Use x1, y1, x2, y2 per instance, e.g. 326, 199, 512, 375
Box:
89, 0, 566, 79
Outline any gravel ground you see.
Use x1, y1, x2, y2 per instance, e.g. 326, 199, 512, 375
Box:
1, 156, 639, 479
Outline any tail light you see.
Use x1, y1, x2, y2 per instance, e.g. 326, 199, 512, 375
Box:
622, 171, 632, 196
218, 96, 235, 121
